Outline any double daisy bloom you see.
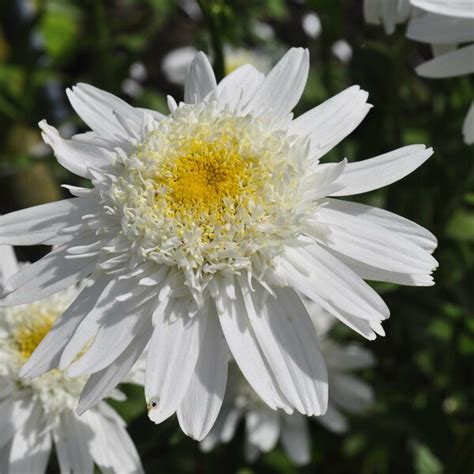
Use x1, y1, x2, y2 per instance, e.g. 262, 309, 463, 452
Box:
0, 47, 437, 460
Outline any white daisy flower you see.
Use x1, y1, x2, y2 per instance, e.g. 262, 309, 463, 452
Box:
201, 329, 375, 466
0, 246, 143, 474
363, 0, 412, 34
407, 0, 474, 144
162, 45, 272, 85
0, 48, 437, 441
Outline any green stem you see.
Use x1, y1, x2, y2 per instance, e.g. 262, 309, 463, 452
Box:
198, 0, 225, 81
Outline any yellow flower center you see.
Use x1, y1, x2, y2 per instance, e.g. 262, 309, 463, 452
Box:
13, 314, 55, 360
156, 135, 255, 223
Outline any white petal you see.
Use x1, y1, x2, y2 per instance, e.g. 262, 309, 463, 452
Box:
178, 310, 228, 441
410, 0, 474, 19
1, 245, 95, 306
327, 249, 435, 286
280, 413, 311, 465
463, 102, 474, 145
241, 280, 328, 416
245, 408, 280, 452
324, 198, 437, 252
9, 432, 51, 474
184, 52, 217, 104
0, 245, 18, 291
83, 408, 143, 474
66, 300, 153, 377
416, 44, 474, 78
216, 64, 265, 111
330, 145, 433, 196
66, 83, 142, 140
324, 342, 375, 371
53, 411, 94, 474
39, 120, 115, 179
284, 243, 390, 323
214, 277, 292, 412
317, 205, 438, 274
0, 198, 97, 245
20, 275, 111, 378
245, 48, 309, 117
0, 398, 16, 448
200, 406, 242, 452
331, 374, 374, 413
291, 86, 371, 160
407, 13, 474, 44
145, 298, 205, 424
77, 318, 152, 414
59, 276, 135, 369
317, 403, 348, 433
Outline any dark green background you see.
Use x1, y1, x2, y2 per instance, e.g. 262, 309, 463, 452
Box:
0, 1, 472, 472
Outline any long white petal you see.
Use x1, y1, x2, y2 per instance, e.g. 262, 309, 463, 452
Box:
0, 245, 19, 291
317, 403, 348, 433
66, 83, 143, 140
291, 86, 371, 160
463, 102, 474, 145
178, 310, 229, 441
416, 44, 474, 78
324, 198, 437, 252
9, 432, 51, 474
77, 317, 151, 414
317, 205, 438, 274
58, 276, 137, 369
280, 414, 311, 465
216, 64, 265, 111
53, 411, 94, 474
145, 298, 205, 424
242, 280, 328, 416
0, 246, 95, 306
184, 52, 217, 104
245, 408, 280, 452
66, 300, 154, 377
245, 48, 309, 117
326, 249, 435, 286
331, 374, 374, 413
83, 408, 143, 474
410, 0, 474, 19
214, 277, 292, 412
39, 120, 115, 179
284, 243, 390, 323
20, 275, 110, 378
407, 13, 474, 44
330, 145, 433, 196
0, 198, 97, 246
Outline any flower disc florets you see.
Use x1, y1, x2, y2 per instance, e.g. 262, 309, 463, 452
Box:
0, 289, 86, 415
105, 102, 312, 291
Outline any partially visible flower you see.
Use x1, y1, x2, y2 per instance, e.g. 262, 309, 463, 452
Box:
201, 316, 375, 465
0, 246, 143, 474
162, 45, 272, 84
363, 0, 412, 34
0, 49, 437, 443
407, 0, 474, 145
331, 39, 353, 63
302, 12, 322, 39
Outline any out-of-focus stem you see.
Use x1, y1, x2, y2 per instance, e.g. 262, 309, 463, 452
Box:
198, 0, 225, 81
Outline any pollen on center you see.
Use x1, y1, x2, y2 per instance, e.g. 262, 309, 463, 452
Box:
156, 132, 256, 224
13, 314, 55, 360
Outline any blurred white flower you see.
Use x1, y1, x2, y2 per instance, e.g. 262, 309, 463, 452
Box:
302, 12, 322, 39
462, 102, 474, 145
363, 0, 412, 34
407, 0, 474, 144
0, 245, 143, 474
0, 48, 437, 442
331, 39, 353, 62
162, 45, 272, 85
201, 309, 375, 465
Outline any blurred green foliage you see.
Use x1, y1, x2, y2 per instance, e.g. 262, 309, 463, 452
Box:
0, 0, 473, 473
